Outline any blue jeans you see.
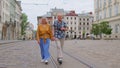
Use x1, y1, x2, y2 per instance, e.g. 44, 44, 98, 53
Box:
39, 38, 50, 60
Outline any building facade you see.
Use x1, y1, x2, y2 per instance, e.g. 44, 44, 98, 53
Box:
64, 11, 79, 39
0, 0, 10, 40
0, 0, 22, 40
94, 0, 120, 39
65, 11, 94, 39
15, 1, 22, 40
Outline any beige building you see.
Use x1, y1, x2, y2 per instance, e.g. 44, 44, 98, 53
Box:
78, 12, 94, 39
65, 11, 94, 39
64, 11, 79, 39
15, 1, 22, 39
0, 0, 22, 40
0, 0, 10, 40
94, 0, 120, 39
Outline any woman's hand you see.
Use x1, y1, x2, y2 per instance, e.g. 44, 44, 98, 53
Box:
37, 40, 40, 44
51, 37, 55, 41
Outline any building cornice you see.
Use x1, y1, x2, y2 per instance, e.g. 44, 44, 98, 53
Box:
94, 14, 120, 23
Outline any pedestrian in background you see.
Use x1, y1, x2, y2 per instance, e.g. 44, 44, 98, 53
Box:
36, 17, 54, 64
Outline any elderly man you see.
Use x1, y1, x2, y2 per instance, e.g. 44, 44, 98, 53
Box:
53, 13, 68, 64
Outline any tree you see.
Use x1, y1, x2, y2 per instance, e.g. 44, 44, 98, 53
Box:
91, 24, 101, 37
100, 21, 112, 35
21, 13, 29, 36
91, 21, 112, 39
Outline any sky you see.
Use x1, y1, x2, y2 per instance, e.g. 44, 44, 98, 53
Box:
19, 0, 94, 30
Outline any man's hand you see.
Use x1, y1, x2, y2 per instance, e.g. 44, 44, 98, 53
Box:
61, 27, 68, 31
60, 27, 66, 31
37, 40, 40, 44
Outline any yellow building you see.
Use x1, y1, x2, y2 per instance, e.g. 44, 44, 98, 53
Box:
94, 0, 120, 39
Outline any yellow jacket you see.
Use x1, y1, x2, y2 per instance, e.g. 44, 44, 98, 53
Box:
36, 24, 53, 42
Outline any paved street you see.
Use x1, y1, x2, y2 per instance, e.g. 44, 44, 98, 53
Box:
0, 40, 21, 44
0, 40, 120, 68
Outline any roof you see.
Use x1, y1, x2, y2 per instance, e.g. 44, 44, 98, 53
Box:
65, 11, 78, 16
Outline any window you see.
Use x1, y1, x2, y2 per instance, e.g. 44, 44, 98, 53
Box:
96, 0, 99, 9
83, 22, 85, 25
83, 18, 85, 21
87, 27, 89, 30
79, 18, 81, 21
3, 1, 4, 8
75, 22, 76, 24
75, 32, 76, 34
75, 17, 76, 20
71, 22, 72, 24
83, 27, 85, 30
99, 0, 102, 8
87, 23, 89, 25
104, 0, 106, 6
70, 27, 72, 30
87, 18, 89, 21
79, 22, 81, 25
115, 24, 119, 33
99, 11, 102, 19
96, 13, 99, 21
74, 27, 76, 30
109, 7, 112, 17
114, 4, 119, 16
79, 27, 81, 30
109, 0, 112, 4
67, 17, 68, 20
104, 9, 106, 18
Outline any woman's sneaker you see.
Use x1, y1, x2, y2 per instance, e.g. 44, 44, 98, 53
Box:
41, 59, 44, 63
44, 60, 48, 65
57, 58, 62, 65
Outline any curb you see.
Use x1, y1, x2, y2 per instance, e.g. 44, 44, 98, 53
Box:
0, 40, 23, 45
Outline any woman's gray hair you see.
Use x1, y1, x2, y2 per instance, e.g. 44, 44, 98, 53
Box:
39, 17, 48, 24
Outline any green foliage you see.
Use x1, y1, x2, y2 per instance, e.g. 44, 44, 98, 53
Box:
100, 21, 112, 35
91, 24, 101, 36
21, 13, 28, 35
91, 21, 112, 36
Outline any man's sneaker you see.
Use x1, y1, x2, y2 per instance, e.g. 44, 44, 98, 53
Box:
57, 58, 62, 65
44, 60, 48, 65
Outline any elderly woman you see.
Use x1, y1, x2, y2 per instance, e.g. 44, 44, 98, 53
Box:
36, 17, 54, 64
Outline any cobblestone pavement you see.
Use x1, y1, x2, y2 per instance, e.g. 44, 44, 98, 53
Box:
61, 40, 120, 68
0, 40, 120, 68
0, 40, 21, 44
